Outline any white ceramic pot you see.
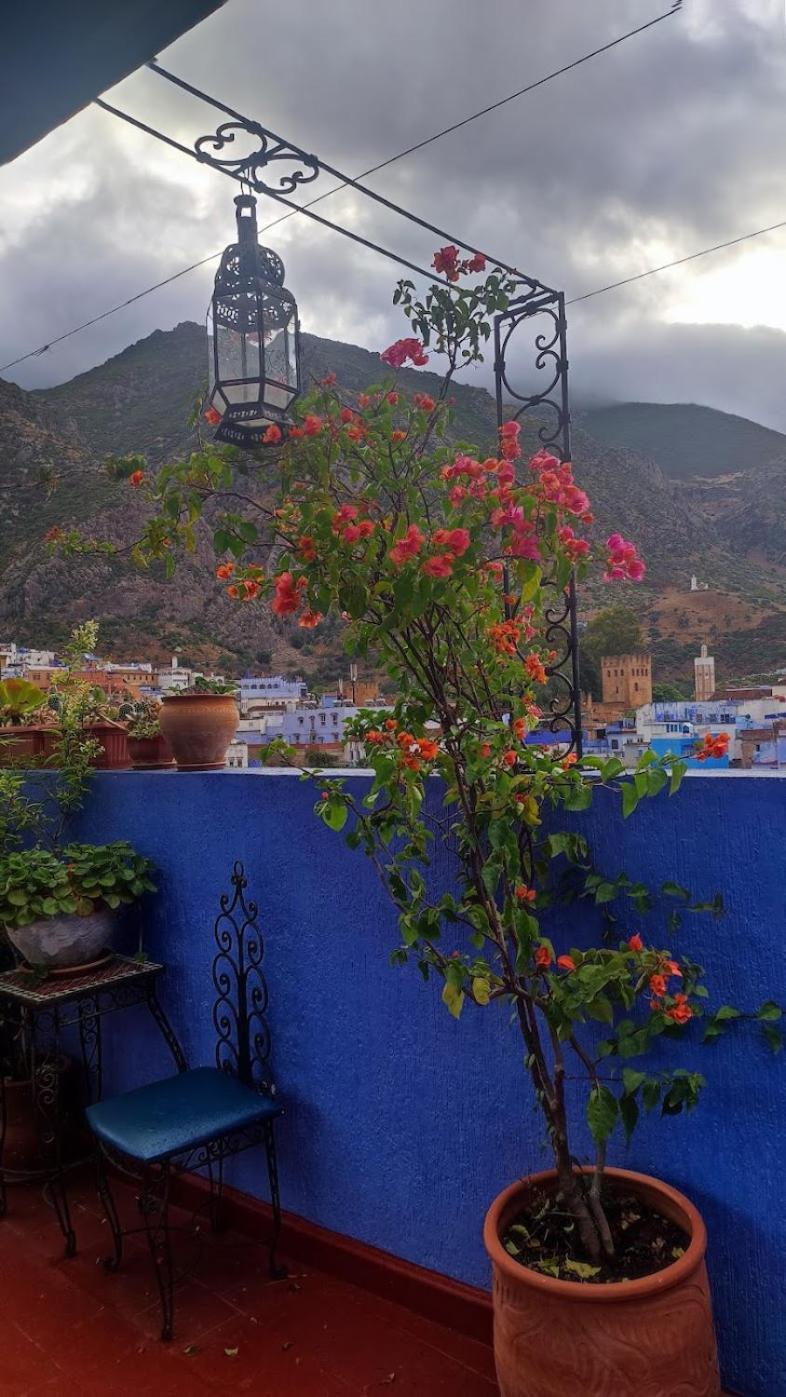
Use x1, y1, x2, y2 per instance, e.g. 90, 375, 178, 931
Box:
5, 908, 117, 970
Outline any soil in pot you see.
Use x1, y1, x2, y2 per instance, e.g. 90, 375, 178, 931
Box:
485, 1168, 721, 1397
501, 1183, 689, 1284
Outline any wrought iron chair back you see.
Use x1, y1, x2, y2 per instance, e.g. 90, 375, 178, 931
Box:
211, 861, 274, 1095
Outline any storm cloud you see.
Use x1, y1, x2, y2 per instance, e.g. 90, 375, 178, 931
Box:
2, 0, 786, 427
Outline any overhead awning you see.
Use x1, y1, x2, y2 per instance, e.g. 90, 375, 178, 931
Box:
1, 0, 226, 166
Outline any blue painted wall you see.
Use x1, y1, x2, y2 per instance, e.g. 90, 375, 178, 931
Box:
70, 771, 786, 1397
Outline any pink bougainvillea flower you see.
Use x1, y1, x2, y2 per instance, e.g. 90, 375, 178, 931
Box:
380, 338, 429, 369
271, 571, 306, 616
421, 553, 454, 578
389, 524, 424, 566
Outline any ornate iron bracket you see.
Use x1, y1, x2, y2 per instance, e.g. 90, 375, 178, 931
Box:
212, 862, 274, 1094
194, 120, 320, 195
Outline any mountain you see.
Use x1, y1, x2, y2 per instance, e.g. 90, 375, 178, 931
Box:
0, 323, 785, 687
577, 402, 786, 481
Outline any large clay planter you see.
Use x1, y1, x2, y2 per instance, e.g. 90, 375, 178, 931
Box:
128, 733, 175, 770
5, 908, 117, 971
159, 694, 239, 771
483, 1168, 720, 1397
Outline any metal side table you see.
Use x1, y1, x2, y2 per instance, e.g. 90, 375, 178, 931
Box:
0, 954, 186, 1256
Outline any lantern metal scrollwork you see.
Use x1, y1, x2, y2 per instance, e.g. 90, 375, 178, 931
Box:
207, 194, 301, 448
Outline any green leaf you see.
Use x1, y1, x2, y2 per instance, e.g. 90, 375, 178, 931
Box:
472, 977, 491, 1006
622, 1068, 646, 1096
621, 783, 639, 820
442, 980, 465, 1020
587, 1085, 618, 1145
756, 1001, 782, 1022
321, 802, 348, 832
564, 1259, 601, 1280
669, 761, 686, 795
714, 1005, 741, 1022
763, 1024, 783, 1054
662, 881, 690, 901
619, 1093, 639, 1144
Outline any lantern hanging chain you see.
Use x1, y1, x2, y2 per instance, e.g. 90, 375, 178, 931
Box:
93, 95, 488, 296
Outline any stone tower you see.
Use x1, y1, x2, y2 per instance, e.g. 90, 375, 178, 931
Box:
694, 643, 715, 701
601, 654, 652, 708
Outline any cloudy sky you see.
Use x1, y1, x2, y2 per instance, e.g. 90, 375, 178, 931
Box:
2, 0, 786, 427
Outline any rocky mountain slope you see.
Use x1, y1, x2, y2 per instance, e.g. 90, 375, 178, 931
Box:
0, 323, 783, 686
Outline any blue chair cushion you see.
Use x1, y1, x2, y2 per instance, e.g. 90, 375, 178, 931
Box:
86, 1066, 283, 1164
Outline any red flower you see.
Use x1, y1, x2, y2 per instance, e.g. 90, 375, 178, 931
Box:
557, 955, 576, 972
432, 527, 471, 557
534, 945, 552, 969
271, 571, 306, 616
422, 553, 454, 578
331, 504, 359, 534
414, 392, 436, 412
525, 653, 547, 685
298, 535, 317, 562
389, 525, 425, 567
129, 469, 145, 487
320, 371, 337, 387
418, 738, 440, 761
515, 885, 537, 903
299, 609, 323, 628
303, 414, 324, 436
215, 562, 235, 580
243, 579, 260, 600
380, 338, 429, 369
604, 533, 646, 583
365, 730, 385, 744
204, 406, 221, 425
480, 743, 491, 759
666, 994, 693, 1025
227, 584, 239, 599
432, 245, 461, 281
465, 251, 487, 274
386, 391, 399, 405
262, 423, 282, 444
502, 750, 517, 767
649, 974, 667, 997
391, 429, 407, 443
340, 406, 355, 423
627, 933, 644, 952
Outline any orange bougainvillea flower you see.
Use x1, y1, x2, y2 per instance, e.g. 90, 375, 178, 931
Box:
627, 933, 644, 952
129, 469, 145, 487
298, 608, 323, 628
384, 718, 398, 730
560, 753, 578, 770
242, 579, 261, 600
303, 414, 324, 436
391, 429, 407, 443
649, 974, 667, 997
511, 717, 527, 740
534, 945, 552, 970
418, 739, 440, 761
215, 562, 235, 580
502, 749, 517, 767
262, 423, 282, 444
413, 391, 436, 412
386, 391, 399, 405
664, 959, 682, 978
515, 885, 537, 903
525, 653, 548, 685
557, 955, 576, 971
298, 535, 317, 562
227, 585, 239, 599
666, 993, 693, 1024
204, 406, 221, 425
480, 742, 491, 758
365, 730, 385, 744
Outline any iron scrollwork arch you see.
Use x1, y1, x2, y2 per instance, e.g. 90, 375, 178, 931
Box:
212, 862, 274, 1094
194, 120, 320, 195
493, 287, 582, 753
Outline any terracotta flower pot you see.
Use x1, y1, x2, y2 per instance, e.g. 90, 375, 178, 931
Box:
0, 726, 46, 767
84, 721, 130, 769
127, 733, 175, 770
483, 1167, 720, 1397
159, 694, 239, 771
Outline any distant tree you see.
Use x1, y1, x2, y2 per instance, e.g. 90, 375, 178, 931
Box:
652, 681, 691, 703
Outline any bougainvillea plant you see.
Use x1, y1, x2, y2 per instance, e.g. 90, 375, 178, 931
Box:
57, 249, 780, 1269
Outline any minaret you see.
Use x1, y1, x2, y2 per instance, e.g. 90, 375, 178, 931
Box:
694, 643, 715, 701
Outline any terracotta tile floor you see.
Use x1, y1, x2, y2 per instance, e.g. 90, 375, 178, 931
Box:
0, 1172, 498, 1396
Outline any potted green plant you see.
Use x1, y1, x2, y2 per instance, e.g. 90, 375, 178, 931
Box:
41, 623, 130, 770
0, 678, 48, 766
73, 250, 781, 1396
120, 698, 174, 770
0, 842, 155, 971
159, 675, 239, 771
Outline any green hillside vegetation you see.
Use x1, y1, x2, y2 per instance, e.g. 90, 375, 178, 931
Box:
578, 401, 786, 480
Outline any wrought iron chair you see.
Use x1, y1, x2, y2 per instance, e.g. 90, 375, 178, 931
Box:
86, 862, 285, 1340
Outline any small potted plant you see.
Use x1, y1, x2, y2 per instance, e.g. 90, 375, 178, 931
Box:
0, 841, 155, 972
159, 675, 239, 771
41, 623, 130, 770
0, 678, 48, 766
120, 698, 174, 770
